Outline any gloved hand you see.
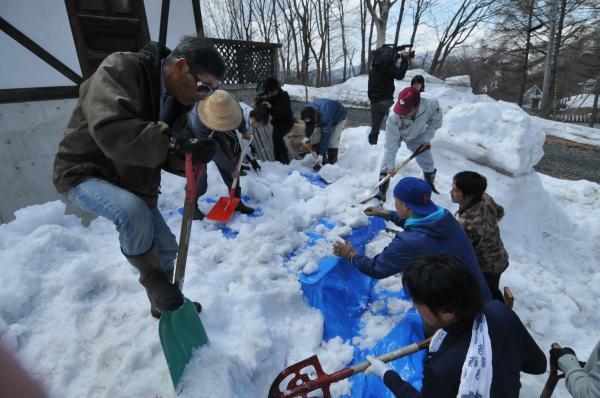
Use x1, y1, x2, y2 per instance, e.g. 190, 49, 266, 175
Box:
313, 155, 323, 171
550, 344, 576, 370
247, 156, 261, 172
332, 241, 356, 260
365, 355, 392, 378
364, 206, 388, 219
169, 130, 216, 164
302, 137, 311, 149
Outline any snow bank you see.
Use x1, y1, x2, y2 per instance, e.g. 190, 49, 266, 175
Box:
434, 101, 545, 176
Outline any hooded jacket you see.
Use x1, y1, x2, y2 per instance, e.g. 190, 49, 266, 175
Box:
456, 194, 509, 275
304, 99, 348, 156
53, 42, 192, 208
352, 207, 492, 301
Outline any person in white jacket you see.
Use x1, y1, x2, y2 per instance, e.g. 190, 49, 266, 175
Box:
376, 86, 443, 200
552, 340, 600, 398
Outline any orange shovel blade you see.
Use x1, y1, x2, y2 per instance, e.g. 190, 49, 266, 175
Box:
207, 196, 240, 222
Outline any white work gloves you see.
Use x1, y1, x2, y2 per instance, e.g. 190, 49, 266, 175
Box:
302, 137, 310, 146
365, 355, 392, 378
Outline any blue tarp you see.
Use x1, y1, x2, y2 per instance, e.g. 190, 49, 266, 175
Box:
298, 217, 425, 397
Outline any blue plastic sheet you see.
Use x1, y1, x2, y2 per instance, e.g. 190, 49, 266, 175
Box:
293, 170, 329, 188
298, 217, 425, 397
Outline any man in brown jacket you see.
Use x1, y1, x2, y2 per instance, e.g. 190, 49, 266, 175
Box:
450, 171, 509, 302
53, 37, 224, 317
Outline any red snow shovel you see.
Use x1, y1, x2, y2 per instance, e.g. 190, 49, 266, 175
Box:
206, 137, 251, 222
159, 153, 208, 392
268, 337, 431, 398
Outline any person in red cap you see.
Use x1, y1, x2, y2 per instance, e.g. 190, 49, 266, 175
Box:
376, 86, 443, 200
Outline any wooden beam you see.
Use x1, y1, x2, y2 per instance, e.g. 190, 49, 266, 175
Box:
0, 86, 79, 104
159, 0, 170, 47
0, 16, 83, 84
191, 0, 205, 38
64, 0, 93, 79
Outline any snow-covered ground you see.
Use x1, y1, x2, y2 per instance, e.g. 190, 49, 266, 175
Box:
533, 116, 600, 147
1, 74, 599, 398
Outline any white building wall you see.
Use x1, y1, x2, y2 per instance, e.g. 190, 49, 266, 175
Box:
0, 0, 197, 222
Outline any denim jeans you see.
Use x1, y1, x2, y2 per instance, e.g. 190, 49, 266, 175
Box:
66, 178, 178, 271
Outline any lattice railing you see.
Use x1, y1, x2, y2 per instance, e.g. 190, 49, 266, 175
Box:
210, 38, 280, 85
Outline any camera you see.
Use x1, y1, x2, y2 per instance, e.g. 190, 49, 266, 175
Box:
397, 44, 415, 59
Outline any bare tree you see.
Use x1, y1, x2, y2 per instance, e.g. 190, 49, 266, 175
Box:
360, 0, 369, 74
366, 0, 398, 48
409, 0, 437, 46
429, 0, 497, 74
393, 0, 407, 47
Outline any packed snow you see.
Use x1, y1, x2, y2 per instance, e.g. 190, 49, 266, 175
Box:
1, 72, 599, 398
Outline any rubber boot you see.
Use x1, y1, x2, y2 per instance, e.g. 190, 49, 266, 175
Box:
193, 203, 205, 220
374, 172, 390, 202
423, 169, 440, 194
124, 244, 184, 314
326, 148, 338, 165
149, 268, 203, 319
233, 186, 255, 214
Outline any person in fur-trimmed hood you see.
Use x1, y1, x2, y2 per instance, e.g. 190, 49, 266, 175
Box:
450, 171, 509, 302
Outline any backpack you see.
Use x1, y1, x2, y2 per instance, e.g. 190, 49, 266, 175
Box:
371, 44, 396, 68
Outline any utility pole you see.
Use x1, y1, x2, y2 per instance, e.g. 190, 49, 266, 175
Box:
540, 0, 559, 118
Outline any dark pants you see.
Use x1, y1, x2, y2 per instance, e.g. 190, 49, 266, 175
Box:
272, 124, 292, 164
484, 272, 505, 303
369, 99, 394, 137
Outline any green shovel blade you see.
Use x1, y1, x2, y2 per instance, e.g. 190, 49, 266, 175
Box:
159, 298, 209, 391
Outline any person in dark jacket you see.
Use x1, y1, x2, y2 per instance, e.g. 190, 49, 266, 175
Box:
333, 176, 492, 301
367, 47, 409, 145
53, 37, 223, 317
254, 77, 295, 164
451, 171, 509, 302
185, 90, 255, 219
300, 99, 348, 171
364, 254, 546, 397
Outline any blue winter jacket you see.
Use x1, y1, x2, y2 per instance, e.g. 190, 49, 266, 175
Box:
305, 99, 348, 156
351, 207, 492, 301
382, 300, 547, 397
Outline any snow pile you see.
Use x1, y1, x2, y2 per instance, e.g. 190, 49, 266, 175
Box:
1, 73, 599, 398
434, 101, 546, 176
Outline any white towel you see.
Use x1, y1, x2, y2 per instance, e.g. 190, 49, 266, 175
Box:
428, 315, 493, 398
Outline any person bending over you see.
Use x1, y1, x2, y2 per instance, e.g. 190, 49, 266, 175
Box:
364, 254, 546, 397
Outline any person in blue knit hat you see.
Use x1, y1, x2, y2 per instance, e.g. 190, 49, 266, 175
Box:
332, 176, 492, 301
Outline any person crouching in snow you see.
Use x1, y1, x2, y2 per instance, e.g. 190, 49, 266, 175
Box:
364, 254, 546, 397
184, 89, 255, 219
332, 176, 492, 301
450, 171, 509, 302
300, 99, 348, 171
376, 86, 442, 201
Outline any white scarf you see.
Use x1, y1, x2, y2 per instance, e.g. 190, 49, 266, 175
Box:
429, 315, 493, 398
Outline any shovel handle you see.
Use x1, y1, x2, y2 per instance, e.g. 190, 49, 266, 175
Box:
229, 135, 252, 194
350, 337, 431, 374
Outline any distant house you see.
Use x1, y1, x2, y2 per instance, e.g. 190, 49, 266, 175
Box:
523, 85, 542, 109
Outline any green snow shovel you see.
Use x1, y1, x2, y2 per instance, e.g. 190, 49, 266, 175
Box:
159, 153, 208, 392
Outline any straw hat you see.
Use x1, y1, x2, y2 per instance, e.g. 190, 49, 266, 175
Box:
196, 89, 242, 131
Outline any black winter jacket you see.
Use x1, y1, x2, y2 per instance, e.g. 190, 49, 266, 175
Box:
382, 301, 546, 398
367, 58, 408, 103
259, 89, 295, 130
